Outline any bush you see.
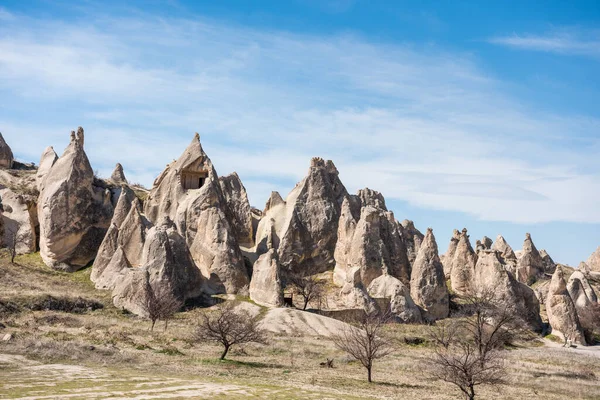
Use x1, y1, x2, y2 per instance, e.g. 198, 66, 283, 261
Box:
18, 295, 104, 314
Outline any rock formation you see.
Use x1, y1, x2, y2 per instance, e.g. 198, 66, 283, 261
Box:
110, 163, 128, 185
539, 249, 556, 274
0, 133, 14, 169
474, 250, 543, 331
441, 229, 460, 278
491, 235, 518, 276
36, 147, 58, 191
586, 246, 600, 272
367, 274, 422, 323
515, 233, 544, 284
219, 172, 254, 247
339, 266, 378, 315
546, 266, 586, 345
144, 133, 249, 294
449, 229, 477, 295
0, 188, 38, 254
400, 219, 424, 267
409, 228, 449, 320
38, 128, 114, 271
255, 157, 348, 276
567, 271, 598, 312
481, 236, 493, 250
333, 189, 410, 288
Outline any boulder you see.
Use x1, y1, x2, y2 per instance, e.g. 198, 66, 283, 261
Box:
110, 163, 128, 185
38, 128, 114, 271
449, 228, 478, 295
474, 250, 543, 331
367, 274, 422, 323
441, 229, 460, 278
401, 219, 424, 267
515, 233, 544, 284
36, 147, 58, 191
0, 133, 14, 169
409, 228, 449, 320
219, 172, 254, 247
339, 267, 377, 314
144, 133, 249, 294
586, 246, 600, 272
546, 266, 586, 345
255, 157, 348, 276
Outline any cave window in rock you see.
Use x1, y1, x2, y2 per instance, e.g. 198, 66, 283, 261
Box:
181, 169, 208, 190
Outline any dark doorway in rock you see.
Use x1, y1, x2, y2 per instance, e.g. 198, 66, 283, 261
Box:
181, 169, 208, 190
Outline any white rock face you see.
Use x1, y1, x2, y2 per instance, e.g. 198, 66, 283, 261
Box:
38, 128, 114, 271
249, 249, 284, 307
449, 228, 477, 295
586, 246, 600, 272
144, 133, 248, 294
0, 133, 14, 169
474, 250, 543, 331
401, 220, 424, 267
567, 271, 598, 311
36, 146, 58, 192
410, 228, 449, 321
546, 266, 586, 345
441, 229, 460, 279
367, 274, 422, 323
219, 172, 254, 247
516, 233, 544, 284
0, 188, 38, 254
491, 235, 518, 276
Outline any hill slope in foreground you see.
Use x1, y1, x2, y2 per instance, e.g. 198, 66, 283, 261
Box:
1, 253, 600, 400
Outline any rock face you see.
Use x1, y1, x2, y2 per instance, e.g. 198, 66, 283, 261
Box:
491, 235, 518, 276
249, 248, 283, 307
567, 271, 598, 311
474, 250, 543, 331
144, 133, 248, 294
515, 233, 544, 284
367, 274, 422, 323
38, 128, 114, 271
400, 220, 424, 266
36, 147, 58, 191
112, 217, 205, 316
333, 189, 410, 288
110, 163, 128, 185
0, 133, 14, 169
340, 266, 378, 314
409, 228, 449, 320
481, 236, 493, 250
219, 172, 254, 247
586, 247, 600, 272
546, 266, 586, 345
255, 157, 348, 276
449, 229, 477, 295
441, 229, 460, 279
0, 188, 38, 254
539, 249, 556, 275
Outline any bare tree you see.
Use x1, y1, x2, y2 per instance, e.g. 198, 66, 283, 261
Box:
427, 288, 514, 399
5, 225, 26, 264
195, 302, 268, 360
332, 311, 393, 383
139, 282, 183, 332
287, 266, 326, 311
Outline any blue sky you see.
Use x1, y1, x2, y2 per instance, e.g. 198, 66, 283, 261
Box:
0, 0, 599, 266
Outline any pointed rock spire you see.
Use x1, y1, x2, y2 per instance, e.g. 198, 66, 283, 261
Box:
36, 146, 58, 191
449, 228, 478, 295
586, 246, 600, 272
249, 246, 284, 307
0, 133, 14, 169
219, 172, 254, 247
441, 229, 460, 278
546, 266, 586, 345
410, 228, 449, 320
110, 163, 128, 185
516, 233, 544, 284
401, 219, 424, 266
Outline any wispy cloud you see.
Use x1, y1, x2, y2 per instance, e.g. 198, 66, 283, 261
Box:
0, 8, 599, 225
489, 29, 600, 58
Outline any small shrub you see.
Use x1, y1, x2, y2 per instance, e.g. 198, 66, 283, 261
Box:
19, 295, 104, 314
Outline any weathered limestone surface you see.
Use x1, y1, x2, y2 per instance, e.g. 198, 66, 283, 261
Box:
410, 228, 449, 321
546, 266, 586, 345
38, 128, 114, 271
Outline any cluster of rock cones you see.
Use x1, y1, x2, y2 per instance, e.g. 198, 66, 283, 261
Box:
0, 130, 599, 345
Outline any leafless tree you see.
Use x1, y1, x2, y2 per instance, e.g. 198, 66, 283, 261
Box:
5, 225, 26, 264
427, 287, 514, 400
139, 282, 183, 332
332, 311, 393, 383
287, 266, 326, 311
195, 302, 268, 360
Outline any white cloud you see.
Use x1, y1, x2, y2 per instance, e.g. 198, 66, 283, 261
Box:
0, 10, 599, 224
489, 29, 600, 58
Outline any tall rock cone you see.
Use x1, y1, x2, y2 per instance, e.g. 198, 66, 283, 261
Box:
586, 246, 600, 272
145, 133, 249, 294
38, 128, 114, 271
410, 228, 449, 320
516, 233, 544, 284
474, 250, 543, 331
110, 163, 128, 185
441, 229, 460, 278
255, 157, 348, 276
449, 228, 478, 295
491, 235, 518, 276
219, 172, 254, 247
401, 220, 424, 267
546, 266, 586, 345
0, 133, 14, 169
249, 220, 284, 307
36, 146, 58, 191
539, 249, 556, 275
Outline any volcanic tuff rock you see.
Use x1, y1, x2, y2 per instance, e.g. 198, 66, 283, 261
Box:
539, 249, 556, 274
339, 266, 378, 314
492, 235, 517, 263
38, 128, 114, 271
515, 233, 544, 284
474, 250, 543, 331
0, 188, 37, 254
546, 266, 586, 345
255, 157, 348, 276
441, 229, 460, 278
144, 133, 249, 294
449, 228, 478, 295
333, 189, 410, 288
110, 163, 128, 185
367, 274, 422, 323
249, 248, 284, 307
401, 219, 424, 267
36, 147, 58, 191
409, 228, 449, 320
0, 133, 14, 169
219, 172, 254, 247
586, 246, 600, 272
567, 271, 598, 312
112, 217, 204, 316
481, 236, 493, 250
